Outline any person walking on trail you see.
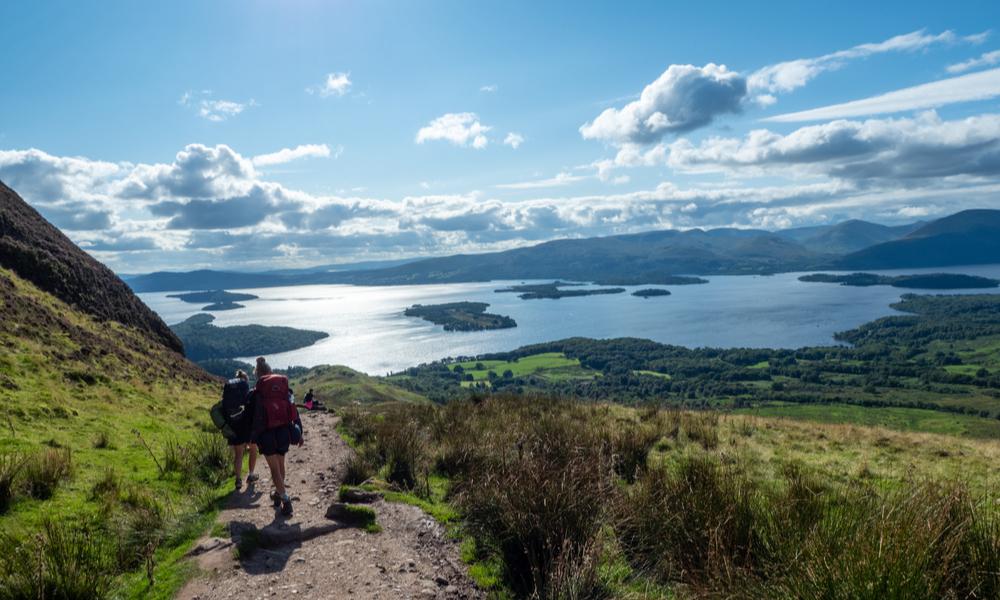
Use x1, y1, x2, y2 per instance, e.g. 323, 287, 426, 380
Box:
222, 369, 259, 491
251, 356, 303, 516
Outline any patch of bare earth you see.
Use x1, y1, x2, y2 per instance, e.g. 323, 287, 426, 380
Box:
177, 411, 483, 600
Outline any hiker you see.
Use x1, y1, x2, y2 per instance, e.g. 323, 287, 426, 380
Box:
303, 388, 315, 410
251, 356, 303, 516
222, 370, 259, 491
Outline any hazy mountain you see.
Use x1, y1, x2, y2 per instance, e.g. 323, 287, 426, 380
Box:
124, 210, 1000, 292
836, 210, 1000, 270
0, 180, 183, 352
778, 219, 923, 254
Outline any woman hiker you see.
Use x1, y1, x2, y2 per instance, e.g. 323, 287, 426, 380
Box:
251, 357, 304, 516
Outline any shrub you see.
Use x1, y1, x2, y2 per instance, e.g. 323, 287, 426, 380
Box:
91, 430, 113, 449
601, 420, 662, 483
0, 451, 24, 514
21, 447, 73, 500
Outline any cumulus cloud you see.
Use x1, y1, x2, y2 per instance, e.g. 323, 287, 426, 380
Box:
764, 68, 1000, 122
503, 132, 524, 149
4, 137, 999, 273
179, 91, 255, 122
580, 64, 746, 144
480, 84, 498, 93
947, 49, 1000, 73
308, 72, 352, 97
415, 113, 492, 148
669, 111, 1000, 182
748, 29, 965, 102
252, 144, 333, 167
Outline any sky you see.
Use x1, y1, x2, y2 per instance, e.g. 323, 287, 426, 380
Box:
2, 0, 1000, 273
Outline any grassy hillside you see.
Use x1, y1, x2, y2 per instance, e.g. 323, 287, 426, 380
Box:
339, 399, 1000, 599
0, 266, 229, 598
289, 364, 427, 406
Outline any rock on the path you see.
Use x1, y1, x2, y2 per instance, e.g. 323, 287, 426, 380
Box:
340, 488, 383, 504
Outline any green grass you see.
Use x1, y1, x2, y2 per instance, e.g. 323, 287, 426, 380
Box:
633, 370, 672, 380
0, 267, 228, 595
737, 402, 1000, 439
450, 352, 596, 382
747, 360, 770, 369
290, 364, 427, 406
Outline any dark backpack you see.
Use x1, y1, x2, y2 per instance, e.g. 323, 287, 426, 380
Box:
257, 374, 292, 430
221, 378, 249, 424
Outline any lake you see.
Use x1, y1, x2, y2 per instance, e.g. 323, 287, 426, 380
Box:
140, 264, 1000, 375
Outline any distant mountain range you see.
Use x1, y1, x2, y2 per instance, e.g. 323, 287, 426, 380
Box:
124, 209, 1000, 292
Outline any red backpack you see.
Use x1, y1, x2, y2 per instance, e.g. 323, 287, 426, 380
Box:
257, 374, 292, 429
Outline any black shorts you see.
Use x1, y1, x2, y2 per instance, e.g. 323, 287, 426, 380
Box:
227, 425, 254, 447
256, 427, 291, 456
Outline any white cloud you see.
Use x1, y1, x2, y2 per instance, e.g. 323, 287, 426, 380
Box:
252, 144, 333, 167
309, 72, 353, 97
748, 29, 962, 101
179, 91, 255, 122
503, 132, 524, 149
580, 64, 746, 144
947, 49, 1000, 73
496, 172, 588, 190
765, 68, 1000, 122
669, 111, 1000, 182
480, 84, 498, 93
415, 113, 492, 148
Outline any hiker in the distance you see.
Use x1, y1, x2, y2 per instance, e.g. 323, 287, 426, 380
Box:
222, 369, 259, 491
303, 388, 316, 410
251, 356, 303, 516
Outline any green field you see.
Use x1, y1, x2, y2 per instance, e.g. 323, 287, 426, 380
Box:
633, 369, 672, 380
737, 402, 1000, 439
449, 352, 597, 383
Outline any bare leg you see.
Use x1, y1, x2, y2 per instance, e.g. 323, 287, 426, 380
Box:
233, 444, 245, 481
265, 454, 285, 496
247, 444, 258, 475
277, 455, 286, 490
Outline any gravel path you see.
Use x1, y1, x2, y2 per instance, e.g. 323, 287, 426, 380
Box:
177, 411, 483, 600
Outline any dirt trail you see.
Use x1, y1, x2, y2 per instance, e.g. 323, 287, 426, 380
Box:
178, 411, 483, 600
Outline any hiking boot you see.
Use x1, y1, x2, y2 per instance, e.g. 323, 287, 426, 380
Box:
246, 473, 259, 484
270, 490, 282, 507
280, 496, 293, 517
234, 477, 243, 491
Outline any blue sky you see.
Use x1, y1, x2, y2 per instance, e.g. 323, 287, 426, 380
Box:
2, 0, 1000, 272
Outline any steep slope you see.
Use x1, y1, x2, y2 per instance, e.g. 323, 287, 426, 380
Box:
0, 180, 183, 352
837, 209, 1000, 269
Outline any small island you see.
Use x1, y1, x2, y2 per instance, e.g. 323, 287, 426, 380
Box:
495, 281, 626, 300
168, 290, 259, 304
799, 272, 1000, 289
170, 313, 328, 361
404, 302, 517, 331
202, 302, 245, 311
632, 288, 672, 298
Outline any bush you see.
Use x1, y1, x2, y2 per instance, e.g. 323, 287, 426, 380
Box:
0, 451, 24, 514
21, 447, 73, 500
601, 420, 662, 483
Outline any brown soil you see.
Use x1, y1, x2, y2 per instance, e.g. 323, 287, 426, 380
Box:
177, 411, 483, 600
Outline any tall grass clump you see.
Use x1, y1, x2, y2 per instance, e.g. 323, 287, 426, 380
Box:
455, 398, 616, 599
21, 447, 73, 500
374, 407, 430, 491
0, 520, 115, 600
0, 451, 24, 514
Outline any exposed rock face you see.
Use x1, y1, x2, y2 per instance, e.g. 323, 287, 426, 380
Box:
0, 180, 184, 353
